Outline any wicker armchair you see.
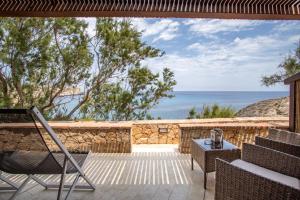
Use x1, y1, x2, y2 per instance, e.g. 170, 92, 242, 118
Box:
255, 128, 300, 157
215, 143, 300, 200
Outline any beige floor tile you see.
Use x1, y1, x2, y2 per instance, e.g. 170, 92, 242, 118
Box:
0, 151, 215, 200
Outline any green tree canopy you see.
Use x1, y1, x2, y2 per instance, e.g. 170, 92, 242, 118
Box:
262, 41, 300, 86
81, 67, 175, 120
187, 104, 236, 119
0, 18, 176, 120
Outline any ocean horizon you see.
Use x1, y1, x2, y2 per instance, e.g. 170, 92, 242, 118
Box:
58, 91, 289, 120
149, 91, 289, 119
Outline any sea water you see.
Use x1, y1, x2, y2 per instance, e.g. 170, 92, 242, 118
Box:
149, 91, 288, 119
57, 91, 288, 120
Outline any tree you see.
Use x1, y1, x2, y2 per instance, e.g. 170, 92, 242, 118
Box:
80, 67, 176, 120
187, 104, 236, 119
262, 41, 300, 86
0, 18, 92, 117
187, 107, 200, 119
0, 18, 176, 120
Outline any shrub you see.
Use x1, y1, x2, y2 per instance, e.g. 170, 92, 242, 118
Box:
187, 104, 236, 119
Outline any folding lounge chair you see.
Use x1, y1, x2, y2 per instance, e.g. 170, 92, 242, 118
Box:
0, 107, 95, 200
0, 171, 18, 191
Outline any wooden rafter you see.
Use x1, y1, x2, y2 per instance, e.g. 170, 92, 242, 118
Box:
0, 0, 299, 19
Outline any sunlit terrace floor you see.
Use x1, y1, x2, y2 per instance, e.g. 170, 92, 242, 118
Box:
0, 145, 215, 200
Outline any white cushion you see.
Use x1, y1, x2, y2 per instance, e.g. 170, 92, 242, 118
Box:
231, 159, 300, 190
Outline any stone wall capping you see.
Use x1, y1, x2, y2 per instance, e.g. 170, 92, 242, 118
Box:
0, 121, 132, 129
179, 122, 289, 129
0, 117, 288, 129
132, 117, 288, 125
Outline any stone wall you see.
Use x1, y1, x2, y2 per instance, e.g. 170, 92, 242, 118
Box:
51, 127, 131, 153
179, 124, 288, 153
0, 117, 289, 153
131, 117, 288, 146
0, 123, 131, 153
132, 123, 179, 144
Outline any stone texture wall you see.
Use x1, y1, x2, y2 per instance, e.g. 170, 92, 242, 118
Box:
179, 125, 270, 153
0, 128, 47, 152
132, 123, 179, 144
52, 127, 131, 153
131, 117, 288, 146
0, 126, 131, 153
0, 117, 289, 154
179, 122, 291, 153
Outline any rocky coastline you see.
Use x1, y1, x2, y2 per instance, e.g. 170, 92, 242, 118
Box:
236, 97, 289, 117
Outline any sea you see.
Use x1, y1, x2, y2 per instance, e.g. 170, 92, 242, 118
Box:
148, 91, 289, 119
60, 91, 289, 120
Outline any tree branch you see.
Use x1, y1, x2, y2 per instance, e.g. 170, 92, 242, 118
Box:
41, 26, 69, 112
0, 70, 8, 100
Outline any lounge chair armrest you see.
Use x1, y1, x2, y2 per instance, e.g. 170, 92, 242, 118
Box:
215, 158, 300, 200
242, 143, 300, 178
255, 136, 300, 157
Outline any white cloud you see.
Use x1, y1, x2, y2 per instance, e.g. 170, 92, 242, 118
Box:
75, 18, 299, 91
273, 21, 300, 32
288, 34, 300, 43
144, 33, 298, 91
187, 35, 290, 63
131, 19, 180, 42
184, 19, 261, 37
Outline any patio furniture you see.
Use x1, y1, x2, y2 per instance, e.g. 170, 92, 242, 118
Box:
0, 107, 95, 200
255, 128, 300, 157
215, 143, 300, 200
0, 171, 18, 191
191, 139, 241, 189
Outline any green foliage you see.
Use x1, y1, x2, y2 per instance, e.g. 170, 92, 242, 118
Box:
262, 41, 300, 86
0, 18, 92, 118
187, 107, 201, 119
187, 104, 236, 119
80, 67, 176, 120
0, 18, 176, 120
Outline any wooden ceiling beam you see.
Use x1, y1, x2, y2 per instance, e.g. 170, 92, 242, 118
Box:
0, 0, 299, 19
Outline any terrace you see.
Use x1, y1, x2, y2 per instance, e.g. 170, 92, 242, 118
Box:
0, 145, 216, 200
0, 116, 293, 200
0, 1, 300, 200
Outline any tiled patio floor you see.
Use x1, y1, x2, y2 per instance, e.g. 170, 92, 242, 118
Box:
0, 145, 215, 200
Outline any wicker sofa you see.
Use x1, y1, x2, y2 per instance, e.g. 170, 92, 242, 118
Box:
215, 143, 300, 200
255, 128, 300, 157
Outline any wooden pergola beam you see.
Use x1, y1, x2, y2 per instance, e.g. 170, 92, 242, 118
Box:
0, 0, 300, 19
284, 72, 300, 132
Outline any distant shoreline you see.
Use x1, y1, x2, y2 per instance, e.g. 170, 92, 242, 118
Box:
172, 90, 289, 92
236, 96, 289, 117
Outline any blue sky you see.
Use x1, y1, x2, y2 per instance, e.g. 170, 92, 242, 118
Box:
85, 18, 300, 91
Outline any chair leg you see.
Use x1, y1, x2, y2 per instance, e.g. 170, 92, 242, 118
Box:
64, 173, 80, 200
79, 152, 96, 190
57, 156, 68, 200
9, 176, 31, 200
80, 175, 96, 190
31, 175, 48, 189
0, 172, 19, 191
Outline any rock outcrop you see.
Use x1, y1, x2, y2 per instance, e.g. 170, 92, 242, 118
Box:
236, 97, 289, 117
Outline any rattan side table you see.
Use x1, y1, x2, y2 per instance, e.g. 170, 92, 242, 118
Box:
191, 138, 241, 189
